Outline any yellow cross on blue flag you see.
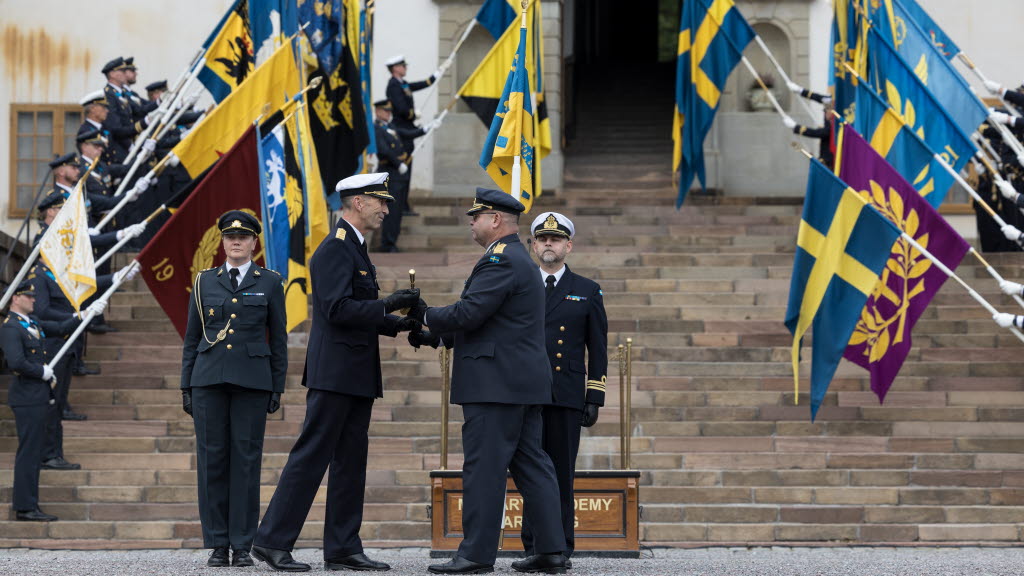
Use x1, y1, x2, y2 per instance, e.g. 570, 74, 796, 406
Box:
479, 17, 536, 212
673, 0, 754, 207
784, 158, 901, 420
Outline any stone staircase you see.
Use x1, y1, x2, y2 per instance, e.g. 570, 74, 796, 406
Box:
2, 86, 1024, 547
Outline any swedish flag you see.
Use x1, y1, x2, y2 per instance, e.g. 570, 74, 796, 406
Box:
673, 0, 754, 207
198, 0, 254, 103
785, 159, 901, 420
853, 81, 954, 208
479, 22, 535, 211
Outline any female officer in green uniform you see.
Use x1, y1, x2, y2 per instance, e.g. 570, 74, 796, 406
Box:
180, 210, 287, 567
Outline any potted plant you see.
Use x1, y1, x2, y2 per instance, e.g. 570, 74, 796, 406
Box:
747, 72, 777, 112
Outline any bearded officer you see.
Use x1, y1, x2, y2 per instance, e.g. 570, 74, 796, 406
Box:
410, 188, 567, 575
180, 210, 287, 568
517, 212, 608, 569
252, 173, 421, 573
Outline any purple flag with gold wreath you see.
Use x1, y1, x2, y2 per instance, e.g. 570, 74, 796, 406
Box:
835, 124, 970, 403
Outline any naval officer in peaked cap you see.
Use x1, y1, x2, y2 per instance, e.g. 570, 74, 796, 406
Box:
181, 210, 288, 567
517, 211, 608, 569
252, 173, 421, 572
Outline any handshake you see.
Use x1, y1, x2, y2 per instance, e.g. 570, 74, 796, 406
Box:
382, 288, 442, 349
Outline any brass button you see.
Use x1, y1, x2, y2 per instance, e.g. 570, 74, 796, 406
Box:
227, 344, 233, 350
30, 349, 35, 354
556, 353, 562, 359
557, 340, 563, 345
231, 314, 237, 319
555, 366, 561, 372
229, 329, 235, 335
232, 298, 238, 303
43, 351, 47, 355
559, 326, 565, 332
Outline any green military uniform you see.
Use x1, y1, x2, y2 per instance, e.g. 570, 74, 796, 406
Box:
180, 211, 287, 560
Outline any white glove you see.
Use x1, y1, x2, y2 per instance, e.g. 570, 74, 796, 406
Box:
117, 264, 140, 283
414, 109, 421, 120
42, 364, 54, 381
125, 187, 141, 202
786, 80, 802, 94
135, 175, 153, 192
141, 139, 157, 155
782, 115, 796, 130
144, 109, 164, 126
366, 153, 379, 174
398, 163, 409, 175
88, 227, 99, 236
124, 222, 146, 239
433, 68, 443, 80
1001, 224, 1022, 242
990, 111, 1012, 126
993, 312, 1017, 329
1000, 279, 1024, 296
165, 153, 180, 168
86, 300, 107, 317
997, 180, 1018, 201
984, 79, 1004, 95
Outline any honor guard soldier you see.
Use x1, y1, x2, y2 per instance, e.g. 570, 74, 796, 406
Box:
253, 174, 420, 573
101, 57, 157, 164
1, 280, 78, 521
77, 90, 110, 149
180, 211, 287, 568
782, 82, 835, 169
519, 212, 608, 568
410, 188, 568, 575
372, 99, 440, 253
122, 56, 159, 122
385, 55, 448, 216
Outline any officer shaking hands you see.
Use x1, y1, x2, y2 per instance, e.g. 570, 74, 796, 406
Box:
253, 173, 420, 573
521, 212, 608, 568
180, 210, 287, 568
410, 188, 567, 575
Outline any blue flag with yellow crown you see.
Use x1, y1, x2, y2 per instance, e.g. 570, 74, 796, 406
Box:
673, 0, 755, 207
785, 158, 901, 420
480, 24, 535, 212
198, 0, 255, 103
869, 1, 985, 137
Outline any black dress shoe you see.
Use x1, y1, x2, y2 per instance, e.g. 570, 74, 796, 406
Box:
232, 549, 254, 567
16, 508, 58, 522
427, 556, 493, 574
325, 552, 390, 571
511, 554, 567, 574
40, 457, 81, 470
251, 545, 311, 572
72, 366, 101, 376
62, 410, 88, 421
208, 547, 230, 567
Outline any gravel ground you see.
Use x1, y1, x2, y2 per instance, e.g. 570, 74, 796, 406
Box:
1, 547, 1023, 576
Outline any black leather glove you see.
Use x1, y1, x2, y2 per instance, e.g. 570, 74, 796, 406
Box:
182, 389, 193, 417
581, 403, 600, 427
382, 288, 420, 313
408, 329, 441, 349
395, 316, 421, 333
267, 392, 281, 414
409, 298, 428, 323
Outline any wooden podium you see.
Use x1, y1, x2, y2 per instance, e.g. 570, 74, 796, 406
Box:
429, 341, 640, 558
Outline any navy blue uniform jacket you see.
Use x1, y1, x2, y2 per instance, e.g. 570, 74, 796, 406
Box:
1, 314, 75, 406
425, 233, 553, 406
303, 218, 402, 398
545, 266, 608, 409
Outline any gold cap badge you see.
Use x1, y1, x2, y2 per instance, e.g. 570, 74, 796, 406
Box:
543, 214, 558, 230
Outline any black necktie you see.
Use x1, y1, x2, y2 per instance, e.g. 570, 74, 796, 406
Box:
230, 268, 240, 290
546, 275, 556, 298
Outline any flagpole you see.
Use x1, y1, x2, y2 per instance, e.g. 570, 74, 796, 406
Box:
797, 145, 1024, 345
92, 154, 173, 231
124, 55, 206, 167
46, 261, 141, 369
0, 157, 101, 311
958, 52, 1022, 118
752, 36, 818, 122
509, 2, 529, 208
92, 204, 171, 269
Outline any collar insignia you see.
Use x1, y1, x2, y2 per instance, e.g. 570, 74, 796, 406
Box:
359, 270, 368, 276
336, 228, 347, 241
492, 242, 506, 255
